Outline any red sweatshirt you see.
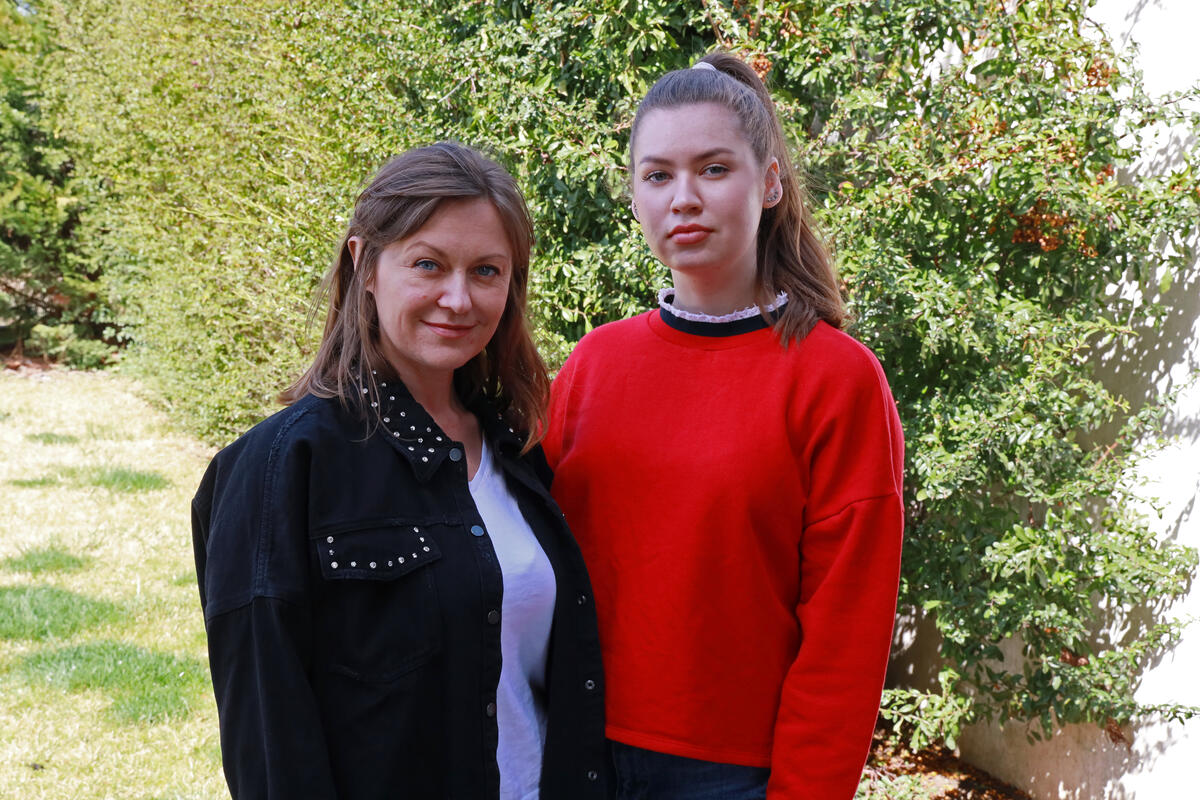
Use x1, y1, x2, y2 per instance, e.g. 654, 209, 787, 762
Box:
544, 309, 904, 799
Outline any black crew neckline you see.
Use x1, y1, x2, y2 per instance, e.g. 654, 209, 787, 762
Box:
657, 300, 781, 337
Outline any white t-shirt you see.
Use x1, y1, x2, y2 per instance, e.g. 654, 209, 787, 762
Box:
468, 438, 557, 800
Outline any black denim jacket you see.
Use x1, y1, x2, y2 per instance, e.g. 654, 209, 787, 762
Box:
191, 386, 606, 799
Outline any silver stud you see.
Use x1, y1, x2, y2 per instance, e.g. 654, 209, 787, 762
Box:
407, 446, 414, 451
419, 536, 425, 542
428, 448, 434, 453
369, 561, 376, 569
400, 411, 406, 417
383, 417, 390, 423
371, 369, 377, 374
389, 395, 395, 401
413, 527, 419, 532
411, 552, 418, 558
388, 560, 394, 566
361, 388, 368, 394
393, 431, 400, 438
399, 556, 405, 564
417, 437, 423, 443
435, 436, 443, 442
425, 427, 432, 433
331, 561, 339, 568
350, 561, 356, 567
371, 401, 378, 408
328, 549, 333, 555
422, 546, 430, 552
327, 536, 334, 543
410, 425, 416, 431
421, 456, 428, 462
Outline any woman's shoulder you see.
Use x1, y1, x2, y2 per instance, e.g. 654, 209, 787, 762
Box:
781, 322, 898, 412
796, 321, 887, 375
207, 394, 348, 477
575, 310, 657, 349
556, 311, 658, 379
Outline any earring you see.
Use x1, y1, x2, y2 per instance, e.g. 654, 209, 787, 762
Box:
765, 189, 781, 206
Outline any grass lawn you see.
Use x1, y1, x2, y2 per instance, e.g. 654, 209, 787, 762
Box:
0, 366, 223, 800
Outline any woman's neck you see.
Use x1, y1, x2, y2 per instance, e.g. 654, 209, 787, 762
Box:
669, 271, 759, 316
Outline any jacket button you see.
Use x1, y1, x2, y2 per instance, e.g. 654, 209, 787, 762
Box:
485, 702, 497, 717
449, 448, 463, 462
586, 770, 598, 781
584, 679, 596, 691
577, 594, 588, 605
487, 609, 500, 625
471, 525, 485, 537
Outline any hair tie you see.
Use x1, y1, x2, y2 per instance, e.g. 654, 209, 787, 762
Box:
692, 61, 718, 72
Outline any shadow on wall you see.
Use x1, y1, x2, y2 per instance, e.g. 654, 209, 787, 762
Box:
1095, 145, 1200, 449
957, 715, 1190, 800
887, 607, 943, 695
887, 77, 1200, 800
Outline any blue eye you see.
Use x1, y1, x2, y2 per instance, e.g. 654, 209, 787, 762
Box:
643, 170, 669, 183
702, 164, 728, 177
411, 258, 440, 271
474, 264, 501, 277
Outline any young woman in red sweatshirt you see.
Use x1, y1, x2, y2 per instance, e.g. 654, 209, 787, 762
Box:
543, 53, 905, 799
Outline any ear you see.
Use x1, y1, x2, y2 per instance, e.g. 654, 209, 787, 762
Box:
762, 158, 782, 208
347, 236, 372, 291
630, 200, 640, 222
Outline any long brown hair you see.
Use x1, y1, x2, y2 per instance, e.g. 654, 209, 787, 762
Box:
280, 142, 549, 449
630, 52, 845, 342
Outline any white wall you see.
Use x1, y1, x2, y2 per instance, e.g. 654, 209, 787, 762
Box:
952, 2, 1200, 797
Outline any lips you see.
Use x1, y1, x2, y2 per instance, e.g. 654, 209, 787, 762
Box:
668, 224, 712, 245
422, 321, 475, 339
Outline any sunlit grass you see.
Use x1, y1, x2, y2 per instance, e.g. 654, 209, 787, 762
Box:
0, 368, 224, 800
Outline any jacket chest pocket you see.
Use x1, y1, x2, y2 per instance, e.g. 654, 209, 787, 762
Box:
311, 521, 445, 682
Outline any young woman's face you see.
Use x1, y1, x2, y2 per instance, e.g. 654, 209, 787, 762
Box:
361, 197, 513, 386
631, 102, 780, 288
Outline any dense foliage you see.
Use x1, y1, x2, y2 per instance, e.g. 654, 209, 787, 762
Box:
39, 0, 1199, 755
0, 2, 109, 365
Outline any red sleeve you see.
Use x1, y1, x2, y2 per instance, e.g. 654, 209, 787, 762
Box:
767, 352, 905, 799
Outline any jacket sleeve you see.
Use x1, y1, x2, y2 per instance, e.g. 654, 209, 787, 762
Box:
192, 422, 338, 799
767, 354, 905, 799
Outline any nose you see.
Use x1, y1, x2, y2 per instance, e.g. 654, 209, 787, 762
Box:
437, 271, 472, 314
670, 175, 701, 214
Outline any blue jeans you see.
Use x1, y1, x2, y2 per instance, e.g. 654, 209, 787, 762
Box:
607, 740, 771, 799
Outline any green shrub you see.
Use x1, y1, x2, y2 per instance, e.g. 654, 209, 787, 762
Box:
0, 2, 110, 355
41, 0, 1200, 750
27, 323, 113, 368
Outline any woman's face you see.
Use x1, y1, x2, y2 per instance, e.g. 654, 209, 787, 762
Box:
631, 102, 780, 289
362, 197, 513, 387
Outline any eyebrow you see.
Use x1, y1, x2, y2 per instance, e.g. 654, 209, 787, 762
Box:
637, 147, 738, 167
405, 240, 512, 263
